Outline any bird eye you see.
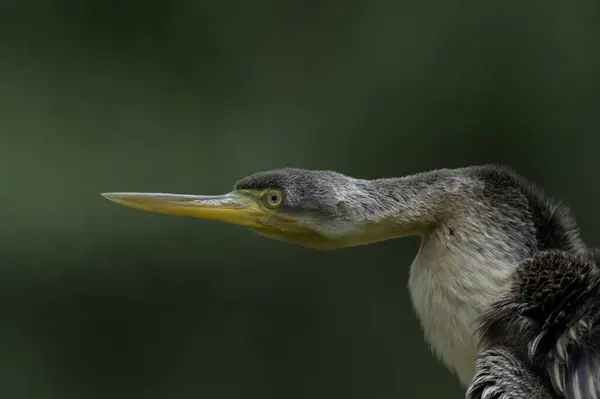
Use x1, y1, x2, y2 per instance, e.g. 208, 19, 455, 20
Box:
263, 190, 284, 208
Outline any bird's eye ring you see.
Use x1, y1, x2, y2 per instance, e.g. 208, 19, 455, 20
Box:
263, 190, 284, 208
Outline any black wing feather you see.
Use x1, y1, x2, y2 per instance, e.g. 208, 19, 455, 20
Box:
546, 309, 600, 398
467, 347, 550, 399
470, 250, 600, 399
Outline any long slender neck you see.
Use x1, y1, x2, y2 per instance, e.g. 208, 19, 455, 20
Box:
369, 168, 540, 264
354, 167, 539, 268
320, 169, 467, 249
355, 168, 463, 237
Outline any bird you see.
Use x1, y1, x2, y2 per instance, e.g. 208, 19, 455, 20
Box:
101, 164, 596, 397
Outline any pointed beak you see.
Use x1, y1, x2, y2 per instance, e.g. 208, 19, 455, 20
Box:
101, 191, 269, 228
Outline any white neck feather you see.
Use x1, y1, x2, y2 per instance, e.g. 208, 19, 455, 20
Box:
408, 224, 518, 386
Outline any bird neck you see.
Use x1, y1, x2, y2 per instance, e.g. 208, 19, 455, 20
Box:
360, 168, 461, 238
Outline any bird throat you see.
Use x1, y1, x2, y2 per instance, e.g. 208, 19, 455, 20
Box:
408, 225, 517, 387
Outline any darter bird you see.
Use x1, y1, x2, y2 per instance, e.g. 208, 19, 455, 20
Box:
102, 165, 599, 398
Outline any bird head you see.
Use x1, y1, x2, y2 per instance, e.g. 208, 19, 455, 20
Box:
102, 168, 403, 250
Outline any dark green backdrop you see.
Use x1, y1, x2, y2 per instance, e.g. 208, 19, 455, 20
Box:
1, 1, 599, 398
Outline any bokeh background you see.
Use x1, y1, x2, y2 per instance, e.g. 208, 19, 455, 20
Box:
1, 1, 599, 398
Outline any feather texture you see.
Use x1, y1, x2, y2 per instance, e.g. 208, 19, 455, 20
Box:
467, 347, 550, 398
469, 250, 600, 398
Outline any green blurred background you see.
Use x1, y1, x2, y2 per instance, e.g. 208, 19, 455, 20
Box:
1, 1, 599, 398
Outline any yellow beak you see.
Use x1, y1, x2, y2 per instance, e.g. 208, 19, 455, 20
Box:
101, 191, 269, 228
